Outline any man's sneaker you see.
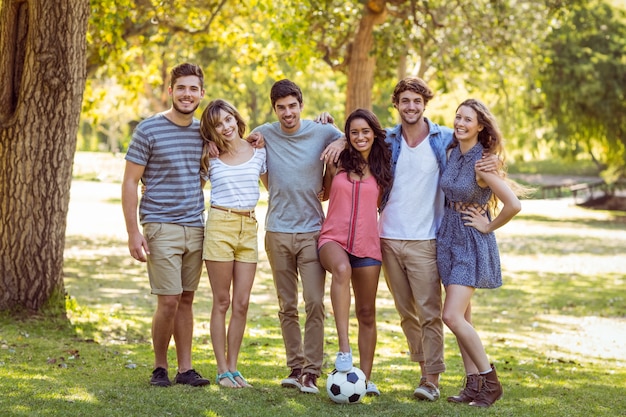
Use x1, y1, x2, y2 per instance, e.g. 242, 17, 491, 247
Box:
150, 367, 171, 387
413, 380, 440, 401
280, 368, 302, 389
174, 369, 210, 387
334, 350, 353, 372
300, 373, 320, 394
366, 381, 381, 396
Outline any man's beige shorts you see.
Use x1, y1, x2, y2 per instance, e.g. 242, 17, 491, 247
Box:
143, 223, 204, 295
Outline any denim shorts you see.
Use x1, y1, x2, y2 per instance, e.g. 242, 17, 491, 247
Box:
347, 252, 382, 268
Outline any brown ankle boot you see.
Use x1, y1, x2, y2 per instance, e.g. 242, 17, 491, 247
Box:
447, 374, 480, 403
469, 365, 503, 407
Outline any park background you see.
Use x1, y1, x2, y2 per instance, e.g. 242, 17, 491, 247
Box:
1, 0, 625, 416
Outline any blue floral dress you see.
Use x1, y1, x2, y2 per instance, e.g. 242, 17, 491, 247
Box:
436, 143, 502, 289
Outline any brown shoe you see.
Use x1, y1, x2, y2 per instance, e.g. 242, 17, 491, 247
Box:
447, 374, 480, 403
413, 380, 440, 401
280, 368, 302, 389
299, 372, 319, 394
469, 365, 503, 407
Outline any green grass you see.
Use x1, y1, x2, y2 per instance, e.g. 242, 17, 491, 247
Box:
1, 195, 626, 416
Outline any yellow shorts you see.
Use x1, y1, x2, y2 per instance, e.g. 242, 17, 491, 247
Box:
143, 223, 204, 295
203, 208, 258, 263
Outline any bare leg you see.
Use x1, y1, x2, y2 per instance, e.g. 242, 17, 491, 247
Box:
442, 285, 490, 373
319, 242, 352, 353
207, 260, 239, 387
228, 261, 256, 387
152, 294, 181, 370
173, 291, 195, 372
456, 302, 480, 374
351, 264, 380, 380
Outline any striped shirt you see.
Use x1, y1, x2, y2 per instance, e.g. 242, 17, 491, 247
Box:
208, 148, 266, 210
125, 113, 205, 227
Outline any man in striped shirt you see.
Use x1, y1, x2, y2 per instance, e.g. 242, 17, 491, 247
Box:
122, 63, 210, 388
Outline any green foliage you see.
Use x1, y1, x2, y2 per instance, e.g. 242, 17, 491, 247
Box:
82, 0, 347, 148
537, 0, 626, 180
508, 157, 600, 176
79, 0, 626, 175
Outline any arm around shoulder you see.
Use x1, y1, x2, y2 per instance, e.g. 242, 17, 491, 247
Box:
320, 162, 339, 202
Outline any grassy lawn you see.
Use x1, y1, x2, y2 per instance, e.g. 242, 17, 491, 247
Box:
1, 177, 625, 416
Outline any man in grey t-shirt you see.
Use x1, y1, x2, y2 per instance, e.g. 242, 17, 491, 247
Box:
252, 79, 344, 394
122, 63, 210, 388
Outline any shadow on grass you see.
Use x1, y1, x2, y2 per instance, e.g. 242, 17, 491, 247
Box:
2, 322, 624, 417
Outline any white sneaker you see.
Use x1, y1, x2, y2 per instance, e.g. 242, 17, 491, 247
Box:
366, 381, 380, 396
334, 350, 353, 372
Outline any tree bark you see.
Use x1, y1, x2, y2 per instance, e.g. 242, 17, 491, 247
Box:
345, 0, 387, 114
0, 0, 90, 313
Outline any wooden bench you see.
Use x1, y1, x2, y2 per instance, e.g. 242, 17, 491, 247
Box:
570, 180, 607, 203
540, 184, 568, 199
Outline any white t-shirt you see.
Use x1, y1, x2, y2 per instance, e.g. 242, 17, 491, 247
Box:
208, 148, 267, 210
379, 136, 444, 240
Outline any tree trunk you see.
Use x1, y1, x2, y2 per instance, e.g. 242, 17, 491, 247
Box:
345, 0, 387, 115
0, 0, 90, 313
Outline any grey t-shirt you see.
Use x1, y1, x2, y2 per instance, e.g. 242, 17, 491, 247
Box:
253, 119, 342, 233
125, 113, 205, 227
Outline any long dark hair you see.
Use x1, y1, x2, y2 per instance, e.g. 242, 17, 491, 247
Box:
340, 108, 392, 192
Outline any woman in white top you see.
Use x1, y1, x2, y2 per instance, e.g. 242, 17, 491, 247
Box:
200, 99, 268, 388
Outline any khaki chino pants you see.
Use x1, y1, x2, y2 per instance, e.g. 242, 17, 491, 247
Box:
265, 231, 326, 376
381, 238, 446, 375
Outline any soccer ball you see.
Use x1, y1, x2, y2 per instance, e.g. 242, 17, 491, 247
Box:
326, 367, 367, 404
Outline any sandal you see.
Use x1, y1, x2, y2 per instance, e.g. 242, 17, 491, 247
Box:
216, 371, 239, 388
231, 370, 252, 387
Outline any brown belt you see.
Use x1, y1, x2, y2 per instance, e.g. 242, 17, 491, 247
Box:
210, 205, 256, 219
446, 201, 488, 215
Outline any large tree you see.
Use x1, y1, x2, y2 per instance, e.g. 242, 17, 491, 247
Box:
0, 0, 90, 313
271, 0, 560, 120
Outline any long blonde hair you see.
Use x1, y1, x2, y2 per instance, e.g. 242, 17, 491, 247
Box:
199, 99, 247, 175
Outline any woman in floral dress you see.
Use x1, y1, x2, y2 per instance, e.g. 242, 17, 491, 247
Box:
437, 99, 522, 408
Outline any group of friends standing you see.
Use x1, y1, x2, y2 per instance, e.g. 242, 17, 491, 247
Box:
121, 62, 522, 408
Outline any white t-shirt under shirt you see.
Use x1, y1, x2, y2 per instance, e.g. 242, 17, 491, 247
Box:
378, 135, 444, 240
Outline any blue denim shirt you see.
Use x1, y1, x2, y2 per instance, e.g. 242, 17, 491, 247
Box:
379, 118, 454, 212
